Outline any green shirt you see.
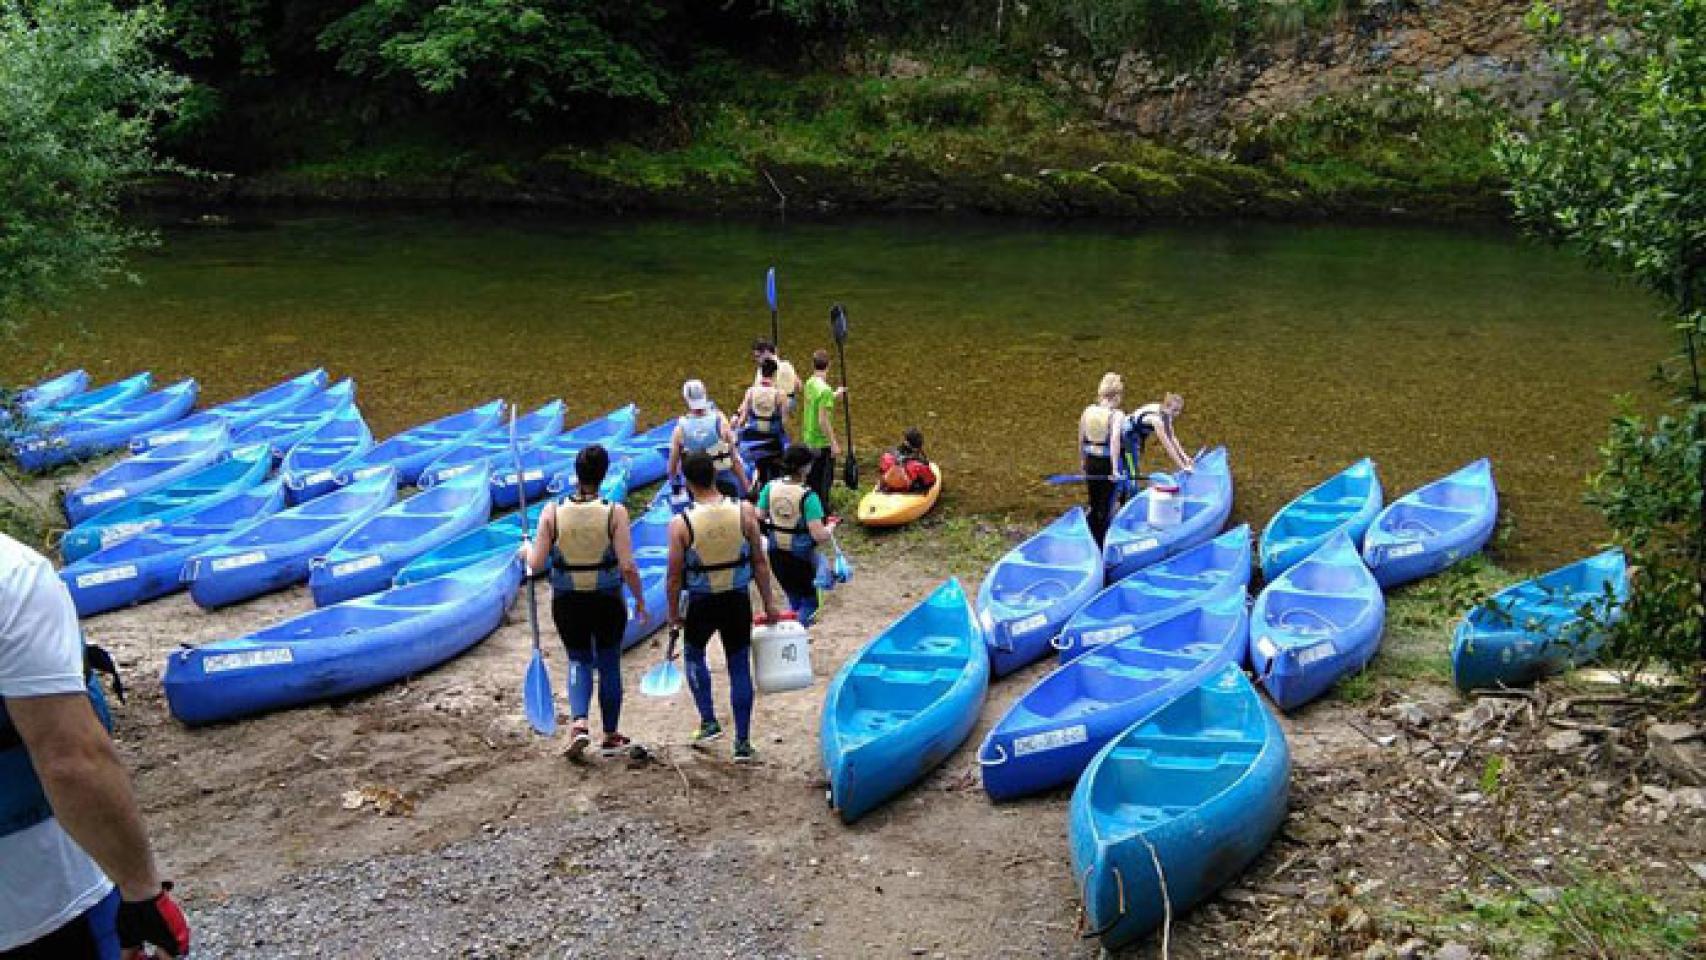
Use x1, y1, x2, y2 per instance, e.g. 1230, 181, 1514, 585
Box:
801, 375, 835, 449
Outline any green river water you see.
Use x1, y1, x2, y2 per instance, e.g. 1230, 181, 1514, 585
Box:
5, 213, 1667, 569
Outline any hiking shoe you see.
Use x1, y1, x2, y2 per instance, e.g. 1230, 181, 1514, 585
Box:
600, 733, 632, 758
733, 739, 756, 763
691, 720, 724, 744
564, 720, 592, 761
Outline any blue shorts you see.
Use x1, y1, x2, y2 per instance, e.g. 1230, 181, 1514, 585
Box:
2, 888, 120, 960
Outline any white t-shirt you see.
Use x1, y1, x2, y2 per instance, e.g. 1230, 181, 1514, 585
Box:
0, 532, 112, 950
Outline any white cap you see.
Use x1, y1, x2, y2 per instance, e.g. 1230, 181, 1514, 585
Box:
682, 379, 709, 412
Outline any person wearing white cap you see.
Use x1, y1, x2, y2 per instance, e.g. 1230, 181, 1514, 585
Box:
668, 378, 748, 499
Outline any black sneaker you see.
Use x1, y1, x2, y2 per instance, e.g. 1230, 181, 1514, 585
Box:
733, 739, 756, 763
691, 720, 724, 744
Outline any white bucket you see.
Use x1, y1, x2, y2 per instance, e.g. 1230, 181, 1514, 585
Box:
1146, 474, 1184, 527
752, 614, 814, 694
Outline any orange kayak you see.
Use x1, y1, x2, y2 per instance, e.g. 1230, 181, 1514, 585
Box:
856, 465, 943, 528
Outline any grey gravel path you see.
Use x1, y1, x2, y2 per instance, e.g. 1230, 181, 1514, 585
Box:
188, 817, 797, 959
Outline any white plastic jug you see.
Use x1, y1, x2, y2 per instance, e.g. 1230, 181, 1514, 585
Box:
752, 613, 814, 694
1146, 473, 1184, 527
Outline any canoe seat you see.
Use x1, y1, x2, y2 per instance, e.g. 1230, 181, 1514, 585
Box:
851, 662, 961, 685
1136, 572, 1218, 593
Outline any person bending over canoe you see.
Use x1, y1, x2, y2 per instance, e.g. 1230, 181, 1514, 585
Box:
751, 338, 800, 416
1122, 391, 1194, 477
669, 379, 749, 500
877, 427, 937, 494
758, 445, 833, 625
801, 349, 846, 511
733, 356, 789, 491
1079, 373, 1128, 545
523, 445, 647, 760
666, 453, 781, 763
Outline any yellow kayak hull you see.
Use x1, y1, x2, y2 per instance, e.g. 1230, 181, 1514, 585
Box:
856, 465, 943, 528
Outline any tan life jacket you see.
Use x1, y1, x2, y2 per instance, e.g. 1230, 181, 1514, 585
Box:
551, 497, 618, 592
1081, 404, 1115, 458
683, 497, 752, 594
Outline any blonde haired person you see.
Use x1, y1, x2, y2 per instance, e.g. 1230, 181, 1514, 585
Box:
1079, 373, 1127, 545
1122, 391, 1194, 479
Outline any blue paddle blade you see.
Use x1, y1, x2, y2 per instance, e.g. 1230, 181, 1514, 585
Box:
834, 552, 853, 583
640, 660, 682, 698
523, 647, 556, 736
765, 267, 778, 312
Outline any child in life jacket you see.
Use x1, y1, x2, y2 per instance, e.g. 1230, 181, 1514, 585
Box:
877, 427, 937, 493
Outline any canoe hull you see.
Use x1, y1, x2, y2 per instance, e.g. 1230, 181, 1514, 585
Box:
63, 426, 230, 526
308, 469, 493, 606
977, 507, 1104, 677
1103, 447, 1234, 582
1451, 548, 1627, 691
61, 445, 274, 563
1258, 458, 1383, 581
1363, 459, 1497, 588
15, 380, 199, 472
1249, 531, 1386, 711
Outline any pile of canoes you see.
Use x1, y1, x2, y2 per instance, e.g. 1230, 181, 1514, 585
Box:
14, 368, 1630, 951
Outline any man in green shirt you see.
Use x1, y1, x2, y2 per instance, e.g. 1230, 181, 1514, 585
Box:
800, 349, 843, 508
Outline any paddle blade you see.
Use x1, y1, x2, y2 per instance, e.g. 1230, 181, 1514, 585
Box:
843, 455, 859, 490
523, 647, 556, 736
829, 303, 848, 344
640, 660, 682, 698
765, 267, 778, 312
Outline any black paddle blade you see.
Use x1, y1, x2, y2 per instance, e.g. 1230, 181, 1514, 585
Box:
843, 455, 859, 490
830, 303, 848, 344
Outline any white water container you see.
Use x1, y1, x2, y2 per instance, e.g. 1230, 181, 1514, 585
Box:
1146, 473, 1184, 527
752, 613, 814, 694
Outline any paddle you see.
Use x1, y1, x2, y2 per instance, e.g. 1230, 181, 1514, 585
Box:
641, 591, 688, 697
766, 266, 779, 349
830, 303, 858, 490
512, 405, 555, 737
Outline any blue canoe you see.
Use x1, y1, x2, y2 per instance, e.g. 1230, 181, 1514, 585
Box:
63, 423, 230, 526
14, 379, 199, 471
1249, 530, 1386, 710
977, 507, 1104, 677
621, 495, 675, 648
318, 399, 505, 495
1452, 548, 1627, 691
547, 458, 631, 506
394, 503, 545, 587
17, 370, 90, 413
1103, 446, 1235, 582
130, 369, 327, 453
491, 405, 638, 510
417, 400, 566, 489
28, 371, 152, 426
279, 405, 374, 505
61, 480, 287, 617
183, 469, 399, 610
232, 378, 357, 460
1070, 664, 1290, 950
822, 578, 989, 823
163, 551, 522, 726
1055, 525, 1252, 664
612, 418, 679, 491
309, 466, 493, 606
979, 593, 1249, 801
1259, 458, 1383, 581
61, 444, 274, 563
1363, 458, 1497, 588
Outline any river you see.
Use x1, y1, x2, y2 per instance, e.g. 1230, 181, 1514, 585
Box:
6, 212, 1667, 568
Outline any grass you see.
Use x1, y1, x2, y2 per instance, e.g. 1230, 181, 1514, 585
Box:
837, 511, 1017, 584
1404, 871, 1705, 959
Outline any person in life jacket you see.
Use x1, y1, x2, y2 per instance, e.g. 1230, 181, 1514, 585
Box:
665, 453, 780, 764
750, 338, 800, 417
523, 445, 647, 761
0, 533, 189, 960
1079, 372, 1129, 545
668, 378, 749, 500
757, 445, 833, 624
877, 427, 937, 494
1122, 391, 1194, 478
733, 356, 789, 492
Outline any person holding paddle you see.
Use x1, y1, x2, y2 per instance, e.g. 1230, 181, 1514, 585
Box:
801, 349, 845, 509
733, 356, 789, 491
1079, 373, 1128, 545
669, 379, 748, 499
758, 445, 833, 625
666, 453, 780, 763
751, 338, 800, 415
1122, 391, 1194, 477
523, 445, 647, 760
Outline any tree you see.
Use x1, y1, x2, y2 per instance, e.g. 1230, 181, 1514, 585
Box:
1496, 0, 1706, 680
0, 0, 186, 333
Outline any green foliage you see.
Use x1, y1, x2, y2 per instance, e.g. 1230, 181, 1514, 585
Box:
0, 0, 186, 331
1497, 0, 1706, 683
1014, 0, 1349, 70
1448, 872, 1702, 958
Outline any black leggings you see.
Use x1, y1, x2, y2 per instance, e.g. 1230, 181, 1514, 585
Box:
1, 889, 119, 959
1084, 454, 1115, 545
683, 590, 755, 741
550, 590, 627, 733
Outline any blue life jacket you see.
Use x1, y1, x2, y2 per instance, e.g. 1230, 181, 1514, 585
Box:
1, 646, 116, 838
681, 412, 733, 471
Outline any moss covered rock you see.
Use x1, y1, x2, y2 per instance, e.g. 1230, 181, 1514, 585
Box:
1093, 162, 1185, 214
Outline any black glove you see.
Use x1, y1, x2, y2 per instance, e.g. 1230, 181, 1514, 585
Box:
118, 882, 191, 958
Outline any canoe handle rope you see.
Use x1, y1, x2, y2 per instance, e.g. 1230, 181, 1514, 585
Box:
1049, 632, 1075, 651
1016, 577, 1070, 600
1078, 865, 1127, 940
1276, 607, 1339, 635
1395, 517, 1441, 537
978, 743, 1008, 767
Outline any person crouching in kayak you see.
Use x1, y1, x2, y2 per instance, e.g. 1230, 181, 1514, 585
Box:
669, 378, 749, 500
666, 453, 781, 763
1080, 373, 1127, 545
758, 445, 833, 624
877, 427, 936, 494
524, 444, 647, 760
733, 356, 789, 492
1122, 391, 1194, 478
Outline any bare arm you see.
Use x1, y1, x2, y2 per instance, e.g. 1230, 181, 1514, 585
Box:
523, 507, 554, 575
743, 503, 779, 616
665, 517, 688, 626
1158, 420, 1193, 471
610, 505, 646, 620
721, 415, 749, 487
9, 694, 162, 900
666, 425, 684, 482
806, 517, 831, 545
1109, 410, 1126, 476
732, 388, 753, 430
